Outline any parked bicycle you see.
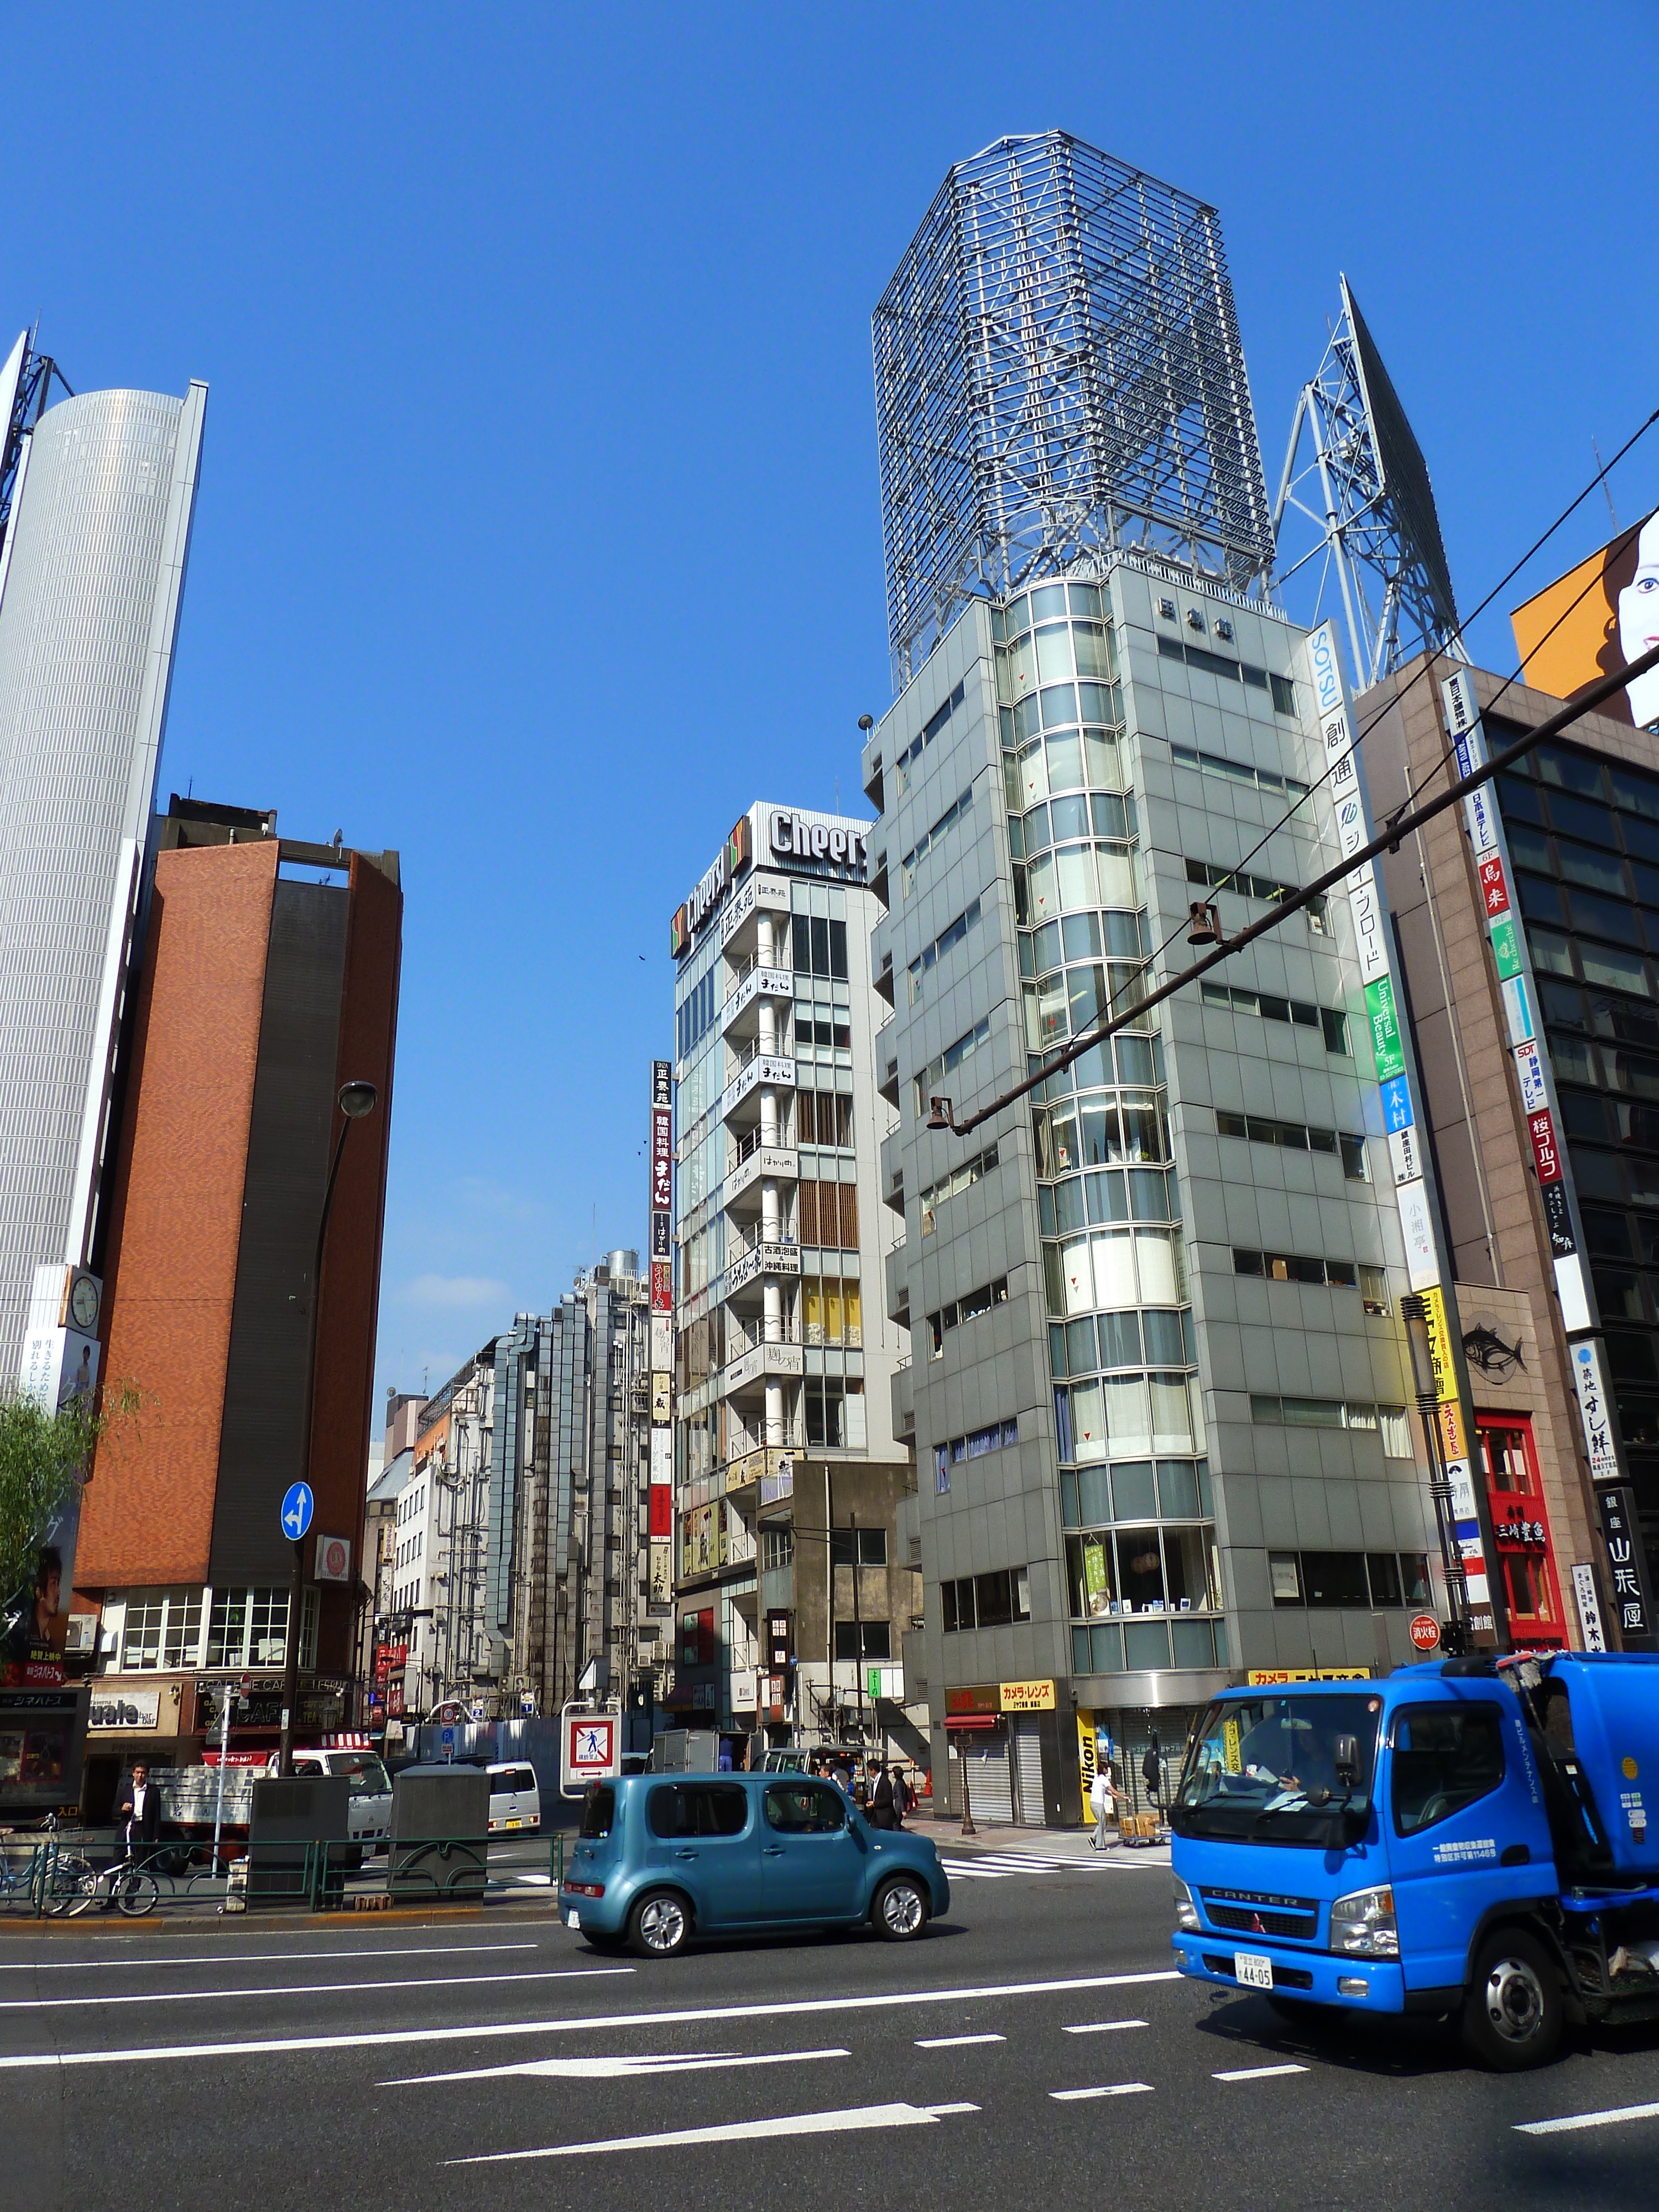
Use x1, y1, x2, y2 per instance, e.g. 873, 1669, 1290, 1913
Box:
58, 1842, 170, 1918
0, 1814, 99, 1917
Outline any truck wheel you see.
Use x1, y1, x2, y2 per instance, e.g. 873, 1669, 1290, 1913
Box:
1463, 1931, 1563, 2070
629, 1890, 692, 1958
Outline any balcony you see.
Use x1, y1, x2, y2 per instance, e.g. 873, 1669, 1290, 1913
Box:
723, 1238, 804, 1298
720, 1051, 796, 1127
721, 1340, 805, 1398
726, 1140, 800, 1209
891, 1359, 915, 1444
885, 1239, 911, 1331
720, 962, 794, 1040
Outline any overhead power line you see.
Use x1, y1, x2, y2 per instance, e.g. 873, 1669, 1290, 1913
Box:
927, 640, 1659, 1141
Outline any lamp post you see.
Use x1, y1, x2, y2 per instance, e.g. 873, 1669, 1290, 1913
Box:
1400, 1293, 1470, 1657
279, 1080, 378, 1777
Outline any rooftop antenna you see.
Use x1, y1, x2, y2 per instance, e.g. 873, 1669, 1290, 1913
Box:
1593, 437, 1620, 531
1272, 273, 1464, 685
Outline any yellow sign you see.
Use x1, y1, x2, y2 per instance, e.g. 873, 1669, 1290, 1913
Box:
1245, 1668, 1371, 1686
1077, 1712, 1099, 1824
1222, 1717, 1242, 1774
1437, 1399, 1467, 1464
999, 1678, 1056, 1712
1421, 1285, 1457, 1404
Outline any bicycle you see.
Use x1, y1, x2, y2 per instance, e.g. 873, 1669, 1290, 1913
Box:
0, 1814, 99, 1917
60, 1842, 166, 1918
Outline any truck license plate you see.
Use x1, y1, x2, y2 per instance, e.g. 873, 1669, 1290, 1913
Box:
506, 1818, 521, 1828
1235, 1951, 1274, 1990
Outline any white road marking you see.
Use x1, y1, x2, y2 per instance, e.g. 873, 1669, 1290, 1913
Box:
514, 1874, 552, 1886
447, 2099, 982, 2162
1516, 2099, 1659, 2136
0, 1943, 541, 1974
1062, 2020, 1147, 2035
0, 1968, 630, 2012
1212, 2063, 1310, 2083
915, 2034, 1005, 2049
388, 2046, 847, 2086
1050, 2083, 1155, 2101
0, 1968, 1182, 2071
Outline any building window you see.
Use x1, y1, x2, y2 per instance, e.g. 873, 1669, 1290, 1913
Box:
1169, 740, 1310, 804
941, 1566, 1031, 1631
927, 1276, 1009, 1357
759, 1525, 794, 1573
1251, 1395, 1412, 1454
791, 914, 849, 981
1185, 856, 1329, 934
834, 1620, 893, 1661
1270, 1551, 1430, 1608
831, 1527, 887, 1568
119, 1588, 206, 1673
797, 1090, 854, 1147
919, 1142, 1000, 1236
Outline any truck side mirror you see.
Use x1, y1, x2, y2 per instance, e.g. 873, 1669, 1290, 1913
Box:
1334, 1734, 1358, 1788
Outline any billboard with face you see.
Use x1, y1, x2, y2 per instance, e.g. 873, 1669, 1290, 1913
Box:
1511, 510, 1659, 731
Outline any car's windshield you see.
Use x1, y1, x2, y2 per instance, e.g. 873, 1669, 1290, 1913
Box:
1172, 1694, 1383, 1844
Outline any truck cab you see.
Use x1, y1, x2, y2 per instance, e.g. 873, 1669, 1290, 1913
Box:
1170, 1655, 1659, 2069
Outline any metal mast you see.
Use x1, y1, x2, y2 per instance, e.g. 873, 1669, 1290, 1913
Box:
874, 132, 1275, 690
1272, 273, 1464, 685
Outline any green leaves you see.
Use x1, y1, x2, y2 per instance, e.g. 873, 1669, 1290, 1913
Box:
0, 1382, 140, 1613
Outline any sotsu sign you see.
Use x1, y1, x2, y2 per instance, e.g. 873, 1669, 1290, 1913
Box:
561, 1711, 620, 1797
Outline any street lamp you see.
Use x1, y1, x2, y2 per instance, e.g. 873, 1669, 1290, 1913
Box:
1400, 1293, 1470, 1657
279, 1080, 379, 1777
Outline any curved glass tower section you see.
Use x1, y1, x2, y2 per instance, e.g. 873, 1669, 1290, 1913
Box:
0, 376, 207, 1378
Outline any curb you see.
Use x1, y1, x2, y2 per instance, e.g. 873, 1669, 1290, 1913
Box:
0, 1900, 561, 1937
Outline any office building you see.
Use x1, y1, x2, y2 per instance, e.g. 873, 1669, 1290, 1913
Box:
1368, 660, 1659, 1646
0, 338, 207, 1386
863, 136, 1463, 1824
667, 804, 922, 1749
67, 798, 401, 1813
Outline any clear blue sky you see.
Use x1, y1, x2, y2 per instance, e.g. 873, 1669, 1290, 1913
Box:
9, 4, 1656, 1426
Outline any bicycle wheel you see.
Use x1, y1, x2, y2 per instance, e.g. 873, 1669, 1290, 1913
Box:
116, 1868, 159, 1917
49, 1855, 100, 1917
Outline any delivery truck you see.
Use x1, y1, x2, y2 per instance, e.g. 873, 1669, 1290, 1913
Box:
152, 1747, 392, 1860
1170, 1651, 1659, 2069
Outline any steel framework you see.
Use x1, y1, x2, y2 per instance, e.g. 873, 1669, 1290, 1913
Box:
1272, 273, 1464, 686
874, 132, 1275, 688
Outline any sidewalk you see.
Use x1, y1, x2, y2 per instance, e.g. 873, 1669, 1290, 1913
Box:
912, 1817, 1170, 1862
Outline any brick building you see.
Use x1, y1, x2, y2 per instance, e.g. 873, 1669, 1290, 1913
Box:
70, 798, 400, 1814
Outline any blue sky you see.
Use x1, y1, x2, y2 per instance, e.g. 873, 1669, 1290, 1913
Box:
10, 4, 1656, 1427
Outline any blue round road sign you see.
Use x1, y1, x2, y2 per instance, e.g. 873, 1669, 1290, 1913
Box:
280, 1480, 315, 1541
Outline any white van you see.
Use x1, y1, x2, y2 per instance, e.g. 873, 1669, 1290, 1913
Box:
486, 1761, 540, 1834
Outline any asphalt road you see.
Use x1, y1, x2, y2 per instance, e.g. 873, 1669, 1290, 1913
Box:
6, 1835, 1659, 2211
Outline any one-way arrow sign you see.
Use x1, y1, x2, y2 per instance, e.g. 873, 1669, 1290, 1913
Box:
280, 1480, 315, 1541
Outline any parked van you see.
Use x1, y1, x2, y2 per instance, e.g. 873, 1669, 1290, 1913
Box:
486, 1761, 540, 1834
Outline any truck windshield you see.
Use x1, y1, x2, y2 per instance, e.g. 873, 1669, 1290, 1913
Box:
333, 1755, 390, 1796
1173, 1694, 1383, 1845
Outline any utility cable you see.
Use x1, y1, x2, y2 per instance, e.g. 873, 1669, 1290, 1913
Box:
928, 640, 1659, 1139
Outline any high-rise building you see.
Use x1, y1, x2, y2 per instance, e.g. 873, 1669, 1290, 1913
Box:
667, 803, 922, 1750
66, 797, 400, 1814
864, 137, 1478, 1826
0, 337, 207, 1385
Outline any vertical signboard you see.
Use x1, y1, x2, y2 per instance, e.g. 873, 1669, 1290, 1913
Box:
1440, 669, 1656, 1649
1302, 623, 1499, 1641
649, 1058, 675, 1618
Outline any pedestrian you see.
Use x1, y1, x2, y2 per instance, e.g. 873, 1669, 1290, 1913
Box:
114, 1761, 161, 1900
1089, 1762, 1115, 1848
831, 1755, 852, 1794
890, 1765, 910, 1825
870, 1764, 896, 1829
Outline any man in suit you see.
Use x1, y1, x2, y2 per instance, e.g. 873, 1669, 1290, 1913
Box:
117, 1762, 161, 1858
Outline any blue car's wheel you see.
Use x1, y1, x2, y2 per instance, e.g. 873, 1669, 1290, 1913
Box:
872, 1874, 928, 1940
630, 1890, 692, 1958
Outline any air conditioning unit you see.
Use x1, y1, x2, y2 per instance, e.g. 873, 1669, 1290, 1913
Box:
64, 1614, 98, 1654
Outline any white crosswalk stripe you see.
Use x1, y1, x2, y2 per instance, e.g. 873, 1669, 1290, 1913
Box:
941, 1847, 1170, 1880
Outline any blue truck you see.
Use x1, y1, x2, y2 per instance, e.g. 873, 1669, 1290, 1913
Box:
1169, 1652, 1659, 2069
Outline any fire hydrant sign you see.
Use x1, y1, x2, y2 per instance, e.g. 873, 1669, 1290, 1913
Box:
561, 1712, 620, 1796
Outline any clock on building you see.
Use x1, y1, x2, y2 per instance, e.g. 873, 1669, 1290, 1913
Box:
69, 1272, 100, 1331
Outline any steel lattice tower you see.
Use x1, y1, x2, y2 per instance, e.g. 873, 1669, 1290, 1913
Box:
874, 132, 1275, 688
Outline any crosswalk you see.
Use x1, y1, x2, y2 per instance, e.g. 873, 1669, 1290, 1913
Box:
941, 1846, 1169, 1880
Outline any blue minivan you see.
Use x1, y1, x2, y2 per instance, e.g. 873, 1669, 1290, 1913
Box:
559, 1772, 950, 1957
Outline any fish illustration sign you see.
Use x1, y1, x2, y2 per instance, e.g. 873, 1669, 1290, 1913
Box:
561, 1710, 620, 1795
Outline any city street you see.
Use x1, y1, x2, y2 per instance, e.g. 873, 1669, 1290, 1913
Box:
6, 1834, 1659, 2210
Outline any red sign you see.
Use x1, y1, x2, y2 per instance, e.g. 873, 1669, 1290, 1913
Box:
564, 1713, 618, 1783
1478, 853, 1510, 919
374, 1641, 408, 1686
1528, 1108, 1563, 1185
1409, 1613, 1441, 1652
649, 1484, 672, 1536
651, 1258, 672, 1312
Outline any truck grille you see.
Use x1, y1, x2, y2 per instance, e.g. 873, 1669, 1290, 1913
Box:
1201, 1888, 1318, 1940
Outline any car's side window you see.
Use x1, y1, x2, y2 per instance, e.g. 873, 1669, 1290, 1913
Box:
648, 1785, 691, 1837
764, 1782, 846, 1834
1391, 1703, 1506, 1836
649, 1782, 750, 1837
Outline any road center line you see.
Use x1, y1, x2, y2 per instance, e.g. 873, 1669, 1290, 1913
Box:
1050, 2083, 1154, 2101
0, 1943, 541, 1974
0, 1968, 1182, 2071
447, 2100, 983, 2162
915, 2034, 1004, 2049
1213, 2063, 1310, 2083
1063, 2020, 1147, 2035
1515, 2099, 1659, 2136
0, 1967, 631, 2011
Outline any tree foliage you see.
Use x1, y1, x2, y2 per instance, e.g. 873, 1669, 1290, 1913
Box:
0, 1383, 140, 1610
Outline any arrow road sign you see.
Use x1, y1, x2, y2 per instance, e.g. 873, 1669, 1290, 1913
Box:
280, 1480, 315, 1541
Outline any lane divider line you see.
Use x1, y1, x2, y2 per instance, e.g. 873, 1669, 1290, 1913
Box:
0, 1942, 541, 1974
915, 2034, 1005, 2049
1050, 2083, 1155, 2101
1212, 2063, 1310, 2083
1516, 2100, 1659, 2136
0, 1967, 629, 2012
0, 1968, 1183, 2072
1062, 2021, 1147, 2034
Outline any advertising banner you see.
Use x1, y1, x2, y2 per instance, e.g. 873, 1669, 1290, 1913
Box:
1598, 1487, 1650, 1641
648, 1541, 672, 1607
1302, 621, 1494, 1638
1510, 510, 1659, 731
1571, 1563, 1608, 1654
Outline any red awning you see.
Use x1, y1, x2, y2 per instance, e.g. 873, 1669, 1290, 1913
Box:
945, 1713, 1001, 1731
